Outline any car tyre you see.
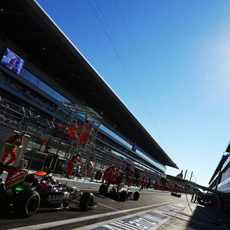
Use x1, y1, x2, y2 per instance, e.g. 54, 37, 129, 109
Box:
79, 192, 94, 211
99, 184, 108, 196
133, 191, 140, 201
120, 190, 127, 202
14, 190, 40, 218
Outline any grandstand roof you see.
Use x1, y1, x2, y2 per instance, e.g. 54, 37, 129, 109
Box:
0, 0, 178, 168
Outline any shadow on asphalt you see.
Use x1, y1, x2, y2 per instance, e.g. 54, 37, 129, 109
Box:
186, 205, 227, 229
166, 204, 229, 230
0, 211, 16, 219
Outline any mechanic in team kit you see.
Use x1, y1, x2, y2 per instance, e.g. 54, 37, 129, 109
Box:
66, 153, 83, 178
1, 131, 26, 166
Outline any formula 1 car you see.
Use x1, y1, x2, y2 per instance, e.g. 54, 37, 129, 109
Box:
0, 163, 95, 217
171, 192, 181, 198
99, 183, 140, 202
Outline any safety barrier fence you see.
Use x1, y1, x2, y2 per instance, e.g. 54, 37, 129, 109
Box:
0, 95, 162, 187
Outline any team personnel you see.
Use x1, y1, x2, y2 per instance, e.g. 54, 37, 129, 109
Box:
66, 153, 82, 178
1, 131, 26, 166
78, 120, 91, 146
67, 120, 79, 143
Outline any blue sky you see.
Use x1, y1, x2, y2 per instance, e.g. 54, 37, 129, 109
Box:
37, 0, 230, 186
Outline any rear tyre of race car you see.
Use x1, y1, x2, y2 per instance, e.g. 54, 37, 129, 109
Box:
0, 185, 12, 214
0, 197, 12, 215
133, 191, 140, 201
120, 190, 127, 202
99, 183, 108, 196
79, 192, 94, 211
14, 190, 40, 218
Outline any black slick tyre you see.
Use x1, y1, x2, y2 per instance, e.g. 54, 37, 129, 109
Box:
79, 192, 94, 211
99, 184, 108, 196
133, 191, 140, 201
14, 190, 40, 218
120, 190, 127, 202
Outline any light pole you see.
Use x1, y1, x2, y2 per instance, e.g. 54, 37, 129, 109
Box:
189, 171, 193, 181
184, 169, 187, 180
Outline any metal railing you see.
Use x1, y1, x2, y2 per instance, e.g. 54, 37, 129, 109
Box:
0, 95, 163, 184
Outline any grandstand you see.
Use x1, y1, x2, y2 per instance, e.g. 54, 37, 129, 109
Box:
0, 0, 177, 186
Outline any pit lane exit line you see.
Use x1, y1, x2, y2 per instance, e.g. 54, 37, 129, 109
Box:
8, 201, 176, 230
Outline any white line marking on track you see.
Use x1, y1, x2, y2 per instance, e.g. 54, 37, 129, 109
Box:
97, 202, 120, 211
8, 201, 177, 230
72, 203, 187, 230
71, 207, 160, 230
150, 207, 186, 230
